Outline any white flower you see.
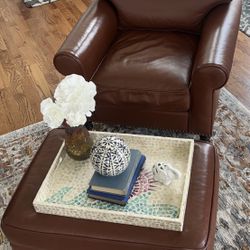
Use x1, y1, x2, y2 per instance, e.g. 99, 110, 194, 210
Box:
40, 74, 97, 128
66, 112, 87, 127
40, 98, 53, 114
40, 98, 64, 128
55, 74, 96, 104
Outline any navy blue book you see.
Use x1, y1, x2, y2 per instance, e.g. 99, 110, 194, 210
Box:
87, 155, 146, 205
89, 149, 142, 196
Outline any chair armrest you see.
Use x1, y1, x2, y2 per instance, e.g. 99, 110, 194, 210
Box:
54, 0, 118, 81
191, 0, 242, 90
188, 0, 241, 136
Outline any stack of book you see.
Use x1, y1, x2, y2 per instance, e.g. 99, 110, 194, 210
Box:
87, 149, 145, 205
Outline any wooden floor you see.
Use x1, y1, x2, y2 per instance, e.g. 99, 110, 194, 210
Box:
0, 0, 249, 135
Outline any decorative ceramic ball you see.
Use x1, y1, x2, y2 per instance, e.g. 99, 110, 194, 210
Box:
90, 136, 131, 176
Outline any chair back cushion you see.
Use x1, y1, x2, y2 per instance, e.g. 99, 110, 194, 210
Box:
109, 0, 231, 32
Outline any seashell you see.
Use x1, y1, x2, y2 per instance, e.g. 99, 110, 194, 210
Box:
152, 162, 181, 185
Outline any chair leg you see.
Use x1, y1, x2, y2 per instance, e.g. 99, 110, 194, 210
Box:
200, 135, 211, 142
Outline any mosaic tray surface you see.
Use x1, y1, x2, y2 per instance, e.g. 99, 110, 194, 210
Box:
33, 131, 194, 231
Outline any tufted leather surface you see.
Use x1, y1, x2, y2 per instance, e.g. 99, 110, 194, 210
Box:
2, 129, 219, 250
109, 0, 231, 32
93, 31, 198, 112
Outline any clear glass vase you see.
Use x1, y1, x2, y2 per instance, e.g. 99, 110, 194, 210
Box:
65, 125, 93, 161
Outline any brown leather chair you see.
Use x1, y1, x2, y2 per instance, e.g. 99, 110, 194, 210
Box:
54, 0, 241, 137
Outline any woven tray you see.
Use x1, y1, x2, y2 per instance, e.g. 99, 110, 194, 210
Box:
33, 131, 194, 231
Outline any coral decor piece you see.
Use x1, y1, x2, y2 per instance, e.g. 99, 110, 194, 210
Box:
40, 74, 96, 129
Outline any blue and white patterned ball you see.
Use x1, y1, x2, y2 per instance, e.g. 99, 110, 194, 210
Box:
90, 136, 131, 176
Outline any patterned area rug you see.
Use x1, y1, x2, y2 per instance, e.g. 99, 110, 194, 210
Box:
0, 88, 249, 250
241, 0, 250, 36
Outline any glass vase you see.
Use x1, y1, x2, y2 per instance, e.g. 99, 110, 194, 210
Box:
65, 125, 93, 161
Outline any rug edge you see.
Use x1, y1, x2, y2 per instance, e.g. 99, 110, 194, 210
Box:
222, 88, 250, 115
0, 122, 49, 142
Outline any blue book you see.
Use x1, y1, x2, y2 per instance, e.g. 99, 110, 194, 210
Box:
89, 149, 142, 195
87, 155, 146, 205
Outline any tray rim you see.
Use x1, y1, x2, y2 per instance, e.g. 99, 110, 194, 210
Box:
33, 130, 194, 231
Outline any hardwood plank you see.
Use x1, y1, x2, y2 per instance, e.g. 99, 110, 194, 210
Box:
1, 54, 38, 129
54, 1, 80, 27
0, 23, 20, 59
0, 63, 9, 90
0, 34, 7, 51
73, 0, 88, 12
0, 89, 15, 133
29, 63, 53, 98
225, 32, 250, 110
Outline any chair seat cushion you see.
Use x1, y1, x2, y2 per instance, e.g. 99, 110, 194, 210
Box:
93, 31, 198, 112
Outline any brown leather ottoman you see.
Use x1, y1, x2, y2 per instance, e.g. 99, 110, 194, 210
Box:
1, 129, 219, 250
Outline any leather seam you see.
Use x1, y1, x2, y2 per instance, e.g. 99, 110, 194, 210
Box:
90, 30, 120, 81
118, 27, 201, 36
203, 148, 217, 249
98, 87, 189, 94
